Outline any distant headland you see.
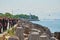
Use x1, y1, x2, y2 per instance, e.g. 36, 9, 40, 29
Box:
0, 12, 39, 21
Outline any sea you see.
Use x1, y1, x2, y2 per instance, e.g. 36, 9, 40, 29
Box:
30, 19, 60, 33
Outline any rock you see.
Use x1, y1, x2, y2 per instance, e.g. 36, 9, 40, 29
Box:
40, 33, 50, 40
31, 28, 42, 35
28, 32, 40, 40
17, 20, 52, 40
15, 27, 24, 40
8, 36, 19, 40
51, 37, 58, 40
54, 32, 60, 40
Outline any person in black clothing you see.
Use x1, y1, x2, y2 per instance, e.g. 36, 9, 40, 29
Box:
12, 19, 16, 26
0, 19, 3, 33
9, 18, 13, 28
2, 18, 8, 31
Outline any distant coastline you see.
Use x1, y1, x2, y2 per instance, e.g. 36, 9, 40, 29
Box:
27, 19, 40, 21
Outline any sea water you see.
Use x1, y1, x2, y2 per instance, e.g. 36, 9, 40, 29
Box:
31, 19, 60, 33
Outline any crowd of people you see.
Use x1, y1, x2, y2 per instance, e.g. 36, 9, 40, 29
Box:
0, 17, 18, 33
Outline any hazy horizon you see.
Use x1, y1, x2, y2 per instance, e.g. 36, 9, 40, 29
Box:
0, 0, 60, 19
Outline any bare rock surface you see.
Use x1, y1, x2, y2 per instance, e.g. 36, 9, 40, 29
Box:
6, 19, 55, 40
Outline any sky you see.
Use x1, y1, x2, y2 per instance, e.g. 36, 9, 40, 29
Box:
0, 0, 60, 19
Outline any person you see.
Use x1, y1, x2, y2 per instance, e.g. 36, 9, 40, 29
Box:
2, 18, 8, 31
9, 18, 12, 28
0, 19, 3, 33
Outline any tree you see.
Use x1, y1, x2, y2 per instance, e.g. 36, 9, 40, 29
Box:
0, 12, 39, 20
0, 13, 4, 17
4, 12, 13, 18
